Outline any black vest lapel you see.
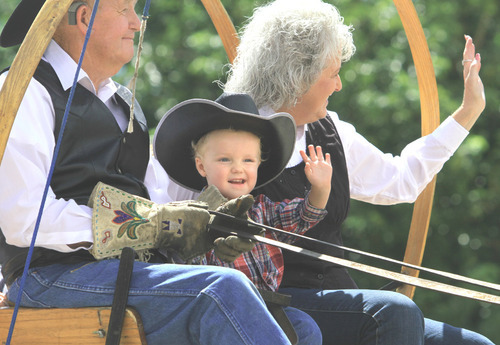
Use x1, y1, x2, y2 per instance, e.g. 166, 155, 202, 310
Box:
35, 60, 150, 204
254, 115, 357, 289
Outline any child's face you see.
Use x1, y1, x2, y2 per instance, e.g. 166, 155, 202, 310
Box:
195, 130, 261, 199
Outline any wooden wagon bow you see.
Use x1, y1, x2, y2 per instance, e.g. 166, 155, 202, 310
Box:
0, 0, 437, 303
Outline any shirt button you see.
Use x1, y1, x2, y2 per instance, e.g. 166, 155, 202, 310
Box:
317, 274, 324, 280
290, 170, 296, 175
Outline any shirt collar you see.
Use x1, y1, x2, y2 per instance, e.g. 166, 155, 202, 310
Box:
43, 40, 118, 103
259, 105, 307, 168
259, 105, 308, 135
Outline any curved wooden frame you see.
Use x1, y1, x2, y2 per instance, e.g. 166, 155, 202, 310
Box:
0, 0, 439, 300
0, 0, 74, 163
392, 0, 440, 298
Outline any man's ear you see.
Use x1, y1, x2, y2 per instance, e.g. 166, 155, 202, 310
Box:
68, 2, 87, 25
70, 2, 92, 34
195, 157, 207, 177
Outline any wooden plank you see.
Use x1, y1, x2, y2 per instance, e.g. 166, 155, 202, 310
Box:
0, 307, 146, 345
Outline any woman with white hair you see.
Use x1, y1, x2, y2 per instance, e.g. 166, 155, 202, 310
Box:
224, 0, 492, 344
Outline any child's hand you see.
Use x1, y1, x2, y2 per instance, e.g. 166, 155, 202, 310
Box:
300, 145, 332, 190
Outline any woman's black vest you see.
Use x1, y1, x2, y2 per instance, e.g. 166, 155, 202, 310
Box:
0, 61, 150, 285
254, 115, 358, 290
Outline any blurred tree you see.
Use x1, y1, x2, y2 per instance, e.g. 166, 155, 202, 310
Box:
0, 0, 498, 342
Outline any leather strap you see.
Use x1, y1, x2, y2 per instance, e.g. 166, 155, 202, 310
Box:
208, 210, 500, 292
209, 222, 500, 305
106, 247, 136, 345
259, 289, 298, 345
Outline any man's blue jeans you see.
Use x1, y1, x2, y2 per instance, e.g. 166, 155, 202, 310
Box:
279, 287, 494, 345
6, 259, 320, 345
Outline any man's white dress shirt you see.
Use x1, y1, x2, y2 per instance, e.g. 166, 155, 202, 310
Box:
0, 41, 194, 252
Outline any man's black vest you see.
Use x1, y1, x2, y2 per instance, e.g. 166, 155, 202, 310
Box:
254, 115, 358, 290
0, 61, 150, 285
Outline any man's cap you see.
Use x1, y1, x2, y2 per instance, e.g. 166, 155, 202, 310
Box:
153, 93, 296, 192
0, 0, 46, 48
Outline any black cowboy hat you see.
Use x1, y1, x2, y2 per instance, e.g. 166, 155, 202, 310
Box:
153, 93, 296, 192
0, 0, 46, 48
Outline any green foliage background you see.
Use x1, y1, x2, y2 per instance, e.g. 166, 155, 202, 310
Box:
1, 0, 499, 342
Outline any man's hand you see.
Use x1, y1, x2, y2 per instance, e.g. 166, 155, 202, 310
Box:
213, 236, 256, 262
88, 182, 213, 261
156, 202, 213, 260
197, 184, 228, 210
210, 194, 260, 262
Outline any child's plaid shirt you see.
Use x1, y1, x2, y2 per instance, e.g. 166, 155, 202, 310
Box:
204, 193, 327, 291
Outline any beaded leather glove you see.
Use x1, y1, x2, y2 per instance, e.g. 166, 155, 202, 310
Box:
88, 182, 212, 261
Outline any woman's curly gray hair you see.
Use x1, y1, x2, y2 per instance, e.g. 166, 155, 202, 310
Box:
223, 0, 355, 110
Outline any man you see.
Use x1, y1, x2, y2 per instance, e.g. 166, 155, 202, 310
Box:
0, 1, 295, 344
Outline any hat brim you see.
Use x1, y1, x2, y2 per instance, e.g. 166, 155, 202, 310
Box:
153, 99, 296, 192
0, 0, 46, 48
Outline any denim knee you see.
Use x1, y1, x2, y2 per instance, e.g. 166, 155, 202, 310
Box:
298, 315, 322, 345
205, 267, 260, 294
368, 291, 425, 331
199, 266, 268, 311
284, 306, 322, 345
